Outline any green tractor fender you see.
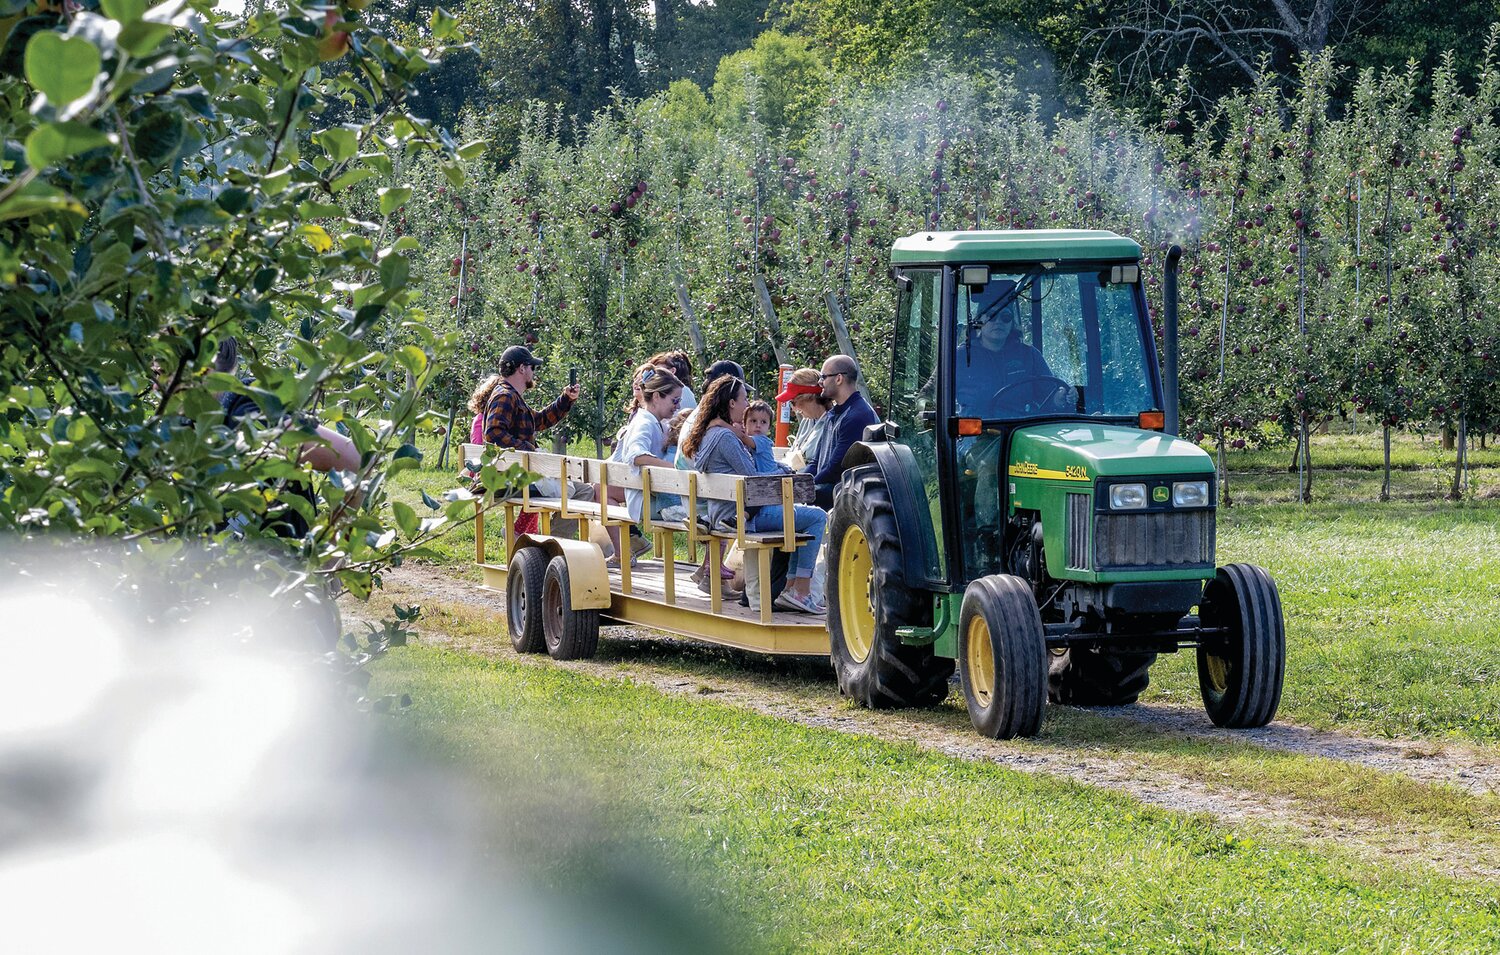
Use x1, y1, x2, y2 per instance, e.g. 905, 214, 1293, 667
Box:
840, 440, 946, 592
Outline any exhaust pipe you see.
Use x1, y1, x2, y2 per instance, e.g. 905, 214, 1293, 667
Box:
1162, 245, 1183, 437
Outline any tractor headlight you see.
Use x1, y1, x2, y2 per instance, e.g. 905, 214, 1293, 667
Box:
1172, 480, 1210, 508
1108, 483, 1147, 510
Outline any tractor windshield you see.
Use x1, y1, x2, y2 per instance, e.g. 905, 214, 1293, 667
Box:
954, 268, 1157, 419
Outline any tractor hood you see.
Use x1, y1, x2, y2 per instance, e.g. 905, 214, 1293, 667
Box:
1007, 423, 1212, 482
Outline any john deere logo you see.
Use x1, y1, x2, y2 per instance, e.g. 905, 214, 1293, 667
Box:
1152, 486, 1170, 503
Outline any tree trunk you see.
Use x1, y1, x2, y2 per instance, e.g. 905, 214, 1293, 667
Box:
1450, 414, 1468, 500
1217, 431, 1232, 508
1299, 413, 1313, 503
1380, 425, 1391, 502
1442, 423, 1455, 451
437, 402, 458, 470
673, 273, 708, 367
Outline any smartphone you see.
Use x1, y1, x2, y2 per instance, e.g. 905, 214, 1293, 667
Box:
569, 367, 578, 387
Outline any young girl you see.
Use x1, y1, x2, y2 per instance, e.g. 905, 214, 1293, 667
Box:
467, 374, 500, 445
604, 363, 684, 565
681, 376, 826, 615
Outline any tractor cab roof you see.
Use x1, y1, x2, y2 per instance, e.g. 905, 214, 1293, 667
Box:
891, 229, 1141, 267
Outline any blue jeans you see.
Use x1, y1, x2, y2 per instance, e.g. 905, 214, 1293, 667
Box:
746, 504, 827, 579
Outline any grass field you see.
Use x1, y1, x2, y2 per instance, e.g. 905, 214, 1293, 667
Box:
385, 428, 1500, 744
367, 426, 1500, 950
368, 646, 1500, 953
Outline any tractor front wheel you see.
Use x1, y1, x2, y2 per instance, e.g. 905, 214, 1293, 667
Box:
827, 466, 953, 709
1197, 563, 1285, 728
958, 574, 1048, 739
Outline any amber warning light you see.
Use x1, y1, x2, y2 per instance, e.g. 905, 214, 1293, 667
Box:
1138, 410, 1166, 431
957, 418, 983, 436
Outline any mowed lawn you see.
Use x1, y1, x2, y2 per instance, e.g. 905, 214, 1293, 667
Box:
389, 430, 1500, 742
369, 647, 1500, 953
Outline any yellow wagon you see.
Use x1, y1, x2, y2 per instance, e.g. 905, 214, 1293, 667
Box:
466, 446, 830, 659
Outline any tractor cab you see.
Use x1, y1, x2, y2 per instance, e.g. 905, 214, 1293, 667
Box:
827, 229, 1286, 740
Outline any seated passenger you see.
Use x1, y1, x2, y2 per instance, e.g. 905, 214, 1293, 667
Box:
742, 399, 788, 475
605, 363, 683, 565
681, 376, 826, 615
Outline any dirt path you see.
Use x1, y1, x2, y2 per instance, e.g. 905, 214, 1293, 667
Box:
350, 561, 1500, 882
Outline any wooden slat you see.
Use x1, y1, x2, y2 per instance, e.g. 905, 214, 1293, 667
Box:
640, 465, 696, 495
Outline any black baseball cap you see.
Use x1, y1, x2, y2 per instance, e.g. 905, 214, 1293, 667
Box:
500, 345, 543, 368
703, 359, 744, 384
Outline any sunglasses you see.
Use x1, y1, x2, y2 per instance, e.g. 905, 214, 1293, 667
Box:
817, 371, 845, 381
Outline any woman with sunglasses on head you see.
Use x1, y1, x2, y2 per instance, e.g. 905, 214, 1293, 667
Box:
603, 362, 684, 567
681, 375, 827, 615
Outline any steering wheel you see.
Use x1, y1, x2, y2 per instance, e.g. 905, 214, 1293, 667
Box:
989, 375, 1073, 414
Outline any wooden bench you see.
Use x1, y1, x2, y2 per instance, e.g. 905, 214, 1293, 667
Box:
473, 446, 816, 623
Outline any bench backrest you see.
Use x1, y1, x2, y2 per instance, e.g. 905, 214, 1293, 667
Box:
488, 448, 812, 505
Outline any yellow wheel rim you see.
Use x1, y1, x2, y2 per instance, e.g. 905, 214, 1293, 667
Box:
966, 615, 995, 709
838, 525, 876, 663
1204, 652, 1230, 693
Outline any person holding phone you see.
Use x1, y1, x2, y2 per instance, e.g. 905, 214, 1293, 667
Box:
483, 344, 594, 524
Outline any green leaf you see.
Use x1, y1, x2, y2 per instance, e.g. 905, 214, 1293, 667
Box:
132, 110, 184, 168
379, 253, 409, 291
25, 121, 111, 169
119, 20, 173, 56
25, 33, 100, 106
391, 236, 420, 252
296, 224, 334, 253
391, 500, 418, 538
378, 186, 412, 216
315, 127, 357, 164
419, 488, 443, 511
101, 0, 146, 23
393, 344, 426, 374
441, 162, 465, 188
429, 6, 458, 39
330, 167, 376, 192
0, 180, 85, 222
456, 139, 487, 160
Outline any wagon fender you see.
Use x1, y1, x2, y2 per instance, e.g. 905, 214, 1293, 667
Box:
512, 534, 610, 610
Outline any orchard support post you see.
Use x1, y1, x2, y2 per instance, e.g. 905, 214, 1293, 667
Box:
752, 274, 789, 367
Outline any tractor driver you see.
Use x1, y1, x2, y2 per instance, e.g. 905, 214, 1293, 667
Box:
955, 281, 1073, 417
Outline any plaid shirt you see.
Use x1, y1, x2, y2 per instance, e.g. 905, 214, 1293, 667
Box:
483, 381, 573, 450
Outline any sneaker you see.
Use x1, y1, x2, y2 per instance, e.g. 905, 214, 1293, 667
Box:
605, 551, 638, 569
659, 505, 688, 523
712, 517, 738, 535
774, 590, 822, 614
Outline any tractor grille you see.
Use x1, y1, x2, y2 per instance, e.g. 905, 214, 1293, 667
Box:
1065, 493, 1091, 571
1094, 511, 1215, 570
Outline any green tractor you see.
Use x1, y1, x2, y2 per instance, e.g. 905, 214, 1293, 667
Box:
829, 230, 1285, 739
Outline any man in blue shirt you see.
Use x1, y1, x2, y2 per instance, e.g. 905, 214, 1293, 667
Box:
806, 355, 878, 509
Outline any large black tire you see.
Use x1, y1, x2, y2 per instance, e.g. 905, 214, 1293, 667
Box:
507, 547, 548, 654
958, 575, 1048, 739
827, 466, 954, 708
1048, 648, 1158, 706
1197, 563, 1285, 728
542, 555, 600, 661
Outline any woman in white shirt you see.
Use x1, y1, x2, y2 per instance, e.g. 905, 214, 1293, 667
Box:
605, 363, 684, 566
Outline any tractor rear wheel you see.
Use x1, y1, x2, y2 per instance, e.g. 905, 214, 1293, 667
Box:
1048, 648, 1157, 706
542, 555, 600, 661
1197, 563, 1285, 728
958, 574, 1048, 739
827, 466, 953, 708
506, 546, 548, 654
